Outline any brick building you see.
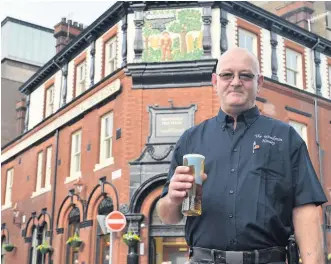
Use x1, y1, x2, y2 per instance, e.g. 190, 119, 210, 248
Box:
1, 1, 331, 264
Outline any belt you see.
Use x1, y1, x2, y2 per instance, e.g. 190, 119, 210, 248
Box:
190, 246, 286, 264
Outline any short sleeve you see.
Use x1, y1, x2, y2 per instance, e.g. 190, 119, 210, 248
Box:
160, 131, 187, 198
292, 141, 328, 207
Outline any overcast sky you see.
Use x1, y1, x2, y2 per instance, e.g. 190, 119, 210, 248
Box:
1, 0, 116, 29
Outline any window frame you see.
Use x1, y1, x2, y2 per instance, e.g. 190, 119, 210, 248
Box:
4, 168, 14, 207
285, 48, 301, 87
326, 205, 331, 229
76, 61, 86, 96
289, 120, 308, 148
44, 146, 52, 188
101, 25, 118, 78
284, 39, 306, 90
105, 37, 117, 76
69, 130, 82, 179
238, 27, 257, 56
35, 151, 43, 192
45, 85, 54, 118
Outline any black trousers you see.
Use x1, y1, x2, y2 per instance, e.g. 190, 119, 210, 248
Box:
188, 261, 285, 264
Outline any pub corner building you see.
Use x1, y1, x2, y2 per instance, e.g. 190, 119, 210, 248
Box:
1, 1, 331, 264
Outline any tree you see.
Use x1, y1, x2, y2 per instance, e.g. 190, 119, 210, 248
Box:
143, 21, 160, 55
168, 9, 201, 54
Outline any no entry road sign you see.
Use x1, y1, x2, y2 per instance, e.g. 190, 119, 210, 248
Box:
106, 211, 127, 232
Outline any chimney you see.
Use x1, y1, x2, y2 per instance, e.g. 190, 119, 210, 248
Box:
54, 17, 84, 53
16, 98, 26, 136
275, 2, 314, 30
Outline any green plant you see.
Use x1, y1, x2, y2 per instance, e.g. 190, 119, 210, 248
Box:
2, 243, 15, 252
37, 242, 52, 254
122, 231, 140, 246
328, 253, 331, 260
66, 233, 82, 248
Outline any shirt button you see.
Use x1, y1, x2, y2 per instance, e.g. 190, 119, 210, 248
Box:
230, 240, 234, 244
231, 130, 234, 135
233, 148, 237, 152
231, 169, 235, 172
229, 190, 234, 194
229, 214, 233, 218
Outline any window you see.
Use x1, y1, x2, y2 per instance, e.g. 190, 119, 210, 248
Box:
238, 28, 257, 56
45, 85, 54, 118
286, 48, 302, 87
96, 197, 114, 263
76, 61, 86, 96
66, 207, 80, 264
44, 147, 52, 188
70, 130, 82, 178
105, 37, 117, 76
326, 206, 331, 229
29, 227, 40, 264
289, 120, 308, 147
1, 235, 6, 264
100, 112, 113, 163
328, 65, 331, 98
40, 224, 48, 264
4, 168, 14, 206
35, 151, 43, 192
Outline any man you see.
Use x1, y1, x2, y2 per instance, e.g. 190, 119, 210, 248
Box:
157, 47, 328, 264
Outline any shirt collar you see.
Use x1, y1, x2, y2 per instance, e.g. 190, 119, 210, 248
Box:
216, 105, 260, 126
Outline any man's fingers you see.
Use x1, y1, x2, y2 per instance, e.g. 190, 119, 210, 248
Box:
170, 190, 187, 198
201, 173, 207, 182
175, 166, 190, 174
172, 173, 194, 182
171, 181, 192, 191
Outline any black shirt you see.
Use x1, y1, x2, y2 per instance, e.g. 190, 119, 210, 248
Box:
161, 106, 327, 251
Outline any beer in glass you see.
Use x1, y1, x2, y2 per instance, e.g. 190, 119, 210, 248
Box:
181, 154, 205, 216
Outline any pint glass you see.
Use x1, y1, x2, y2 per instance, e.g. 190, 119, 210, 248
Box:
181, 154, 205, 216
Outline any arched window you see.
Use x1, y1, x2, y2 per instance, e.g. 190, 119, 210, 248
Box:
95, 196, 114, 264
66, 207, 80, 264
40, 223, 48, 264
30, 227, 41, 264
1, 235, 6, 264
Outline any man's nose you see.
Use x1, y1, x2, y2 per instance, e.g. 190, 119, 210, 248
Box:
230, 75, 242, 86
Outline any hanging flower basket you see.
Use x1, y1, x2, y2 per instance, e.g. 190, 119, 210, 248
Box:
66, 233, 83, 248
37, 242, 53, 254
327, 253, 331, 260
122, 232, 140, 247
3, 243, 15, 252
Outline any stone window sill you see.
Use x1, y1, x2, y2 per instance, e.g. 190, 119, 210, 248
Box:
93, 157, 114, 172
1, 203, 12, 211
64, 171, 82, 184
31, 185, 52, 198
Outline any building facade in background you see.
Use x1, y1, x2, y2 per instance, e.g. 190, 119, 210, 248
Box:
1, 17, 55, 147
1, 1, 331, 264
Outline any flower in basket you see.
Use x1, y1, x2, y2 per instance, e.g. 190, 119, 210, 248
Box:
37, 242, 52, 254
122, 231, 140, 246
328, 253, 331, 260
2, 243, 15, 252
66, 233, 83, 248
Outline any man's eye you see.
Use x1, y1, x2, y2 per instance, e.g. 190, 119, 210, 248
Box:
240, 73, 254, 79
220, 73, 233, 77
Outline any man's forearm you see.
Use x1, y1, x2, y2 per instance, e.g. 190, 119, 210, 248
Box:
293, 204, 325, 264
157, 195, 183, 224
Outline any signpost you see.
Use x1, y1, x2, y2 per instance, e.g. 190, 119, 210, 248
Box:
105, 211, 127, 264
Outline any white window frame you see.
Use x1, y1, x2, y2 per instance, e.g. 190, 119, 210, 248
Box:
45, 146, 52, 188
35, 151, 43, 192
286, 48, 303, 88
76, 62, 86, 96
66, 130, 82, 183
328, 65, 331, 98
45, 85, 54, 117
105, 37, 117, 76
4, 168, 14, 208
94, 112, 114, 172
289, 120, 308, 148
238, 28, 258, 56
31, 228, 38, 264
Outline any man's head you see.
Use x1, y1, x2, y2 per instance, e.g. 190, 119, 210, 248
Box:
212, 47, 264, 117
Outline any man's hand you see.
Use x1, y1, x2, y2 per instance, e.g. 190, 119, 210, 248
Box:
157, 166, 207, 224
168, 166, 207, 205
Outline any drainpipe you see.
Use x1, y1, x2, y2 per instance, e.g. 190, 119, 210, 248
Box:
49, 129, 60, 264
314, 98, 328, 264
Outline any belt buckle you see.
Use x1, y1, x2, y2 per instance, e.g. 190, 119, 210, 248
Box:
225, 251, 244, 264
211, 249, 224, 264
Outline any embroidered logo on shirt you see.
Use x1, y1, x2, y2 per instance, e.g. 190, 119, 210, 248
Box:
254, 134, 283, 146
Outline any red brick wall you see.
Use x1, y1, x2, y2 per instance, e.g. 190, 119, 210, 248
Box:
1, 72, 331, 263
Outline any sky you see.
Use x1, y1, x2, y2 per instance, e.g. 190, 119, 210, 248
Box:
1, 0, 116, 29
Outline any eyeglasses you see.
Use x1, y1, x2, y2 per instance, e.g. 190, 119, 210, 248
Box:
217, 72, 257, 82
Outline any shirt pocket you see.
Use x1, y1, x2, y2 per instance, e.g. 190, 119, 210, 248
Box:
251, 142, 285, 180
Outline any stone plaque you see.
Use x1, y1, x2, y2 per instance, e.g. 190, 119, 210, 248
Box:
147, 104, 197, 143
156, 113, 187, 137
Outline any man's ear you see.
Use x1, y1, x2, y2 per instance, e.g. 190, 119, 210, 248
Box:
212, 73, 217, 88
257, 74, 264, 93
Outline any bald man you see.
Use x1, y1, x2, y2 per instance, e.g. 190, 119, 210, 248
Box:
157, 48, 327, 264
